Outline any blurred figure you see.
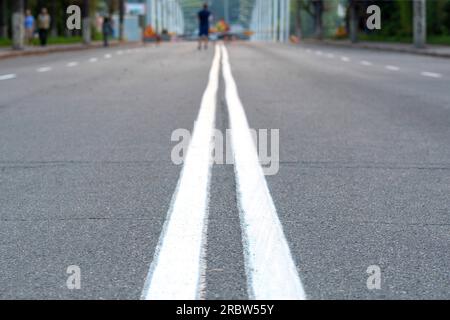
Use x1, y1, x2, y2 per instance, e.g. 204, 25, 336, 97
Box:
102, 16, 113, 47
37, 8, 51, 46
143, 25, 160, 46
161, 29, 171, 42
24, 9, 35, 46
198, 3, 211, 50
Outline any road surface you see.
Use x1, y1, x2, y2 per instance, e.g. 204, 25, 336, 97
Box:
0, 42, 449, 299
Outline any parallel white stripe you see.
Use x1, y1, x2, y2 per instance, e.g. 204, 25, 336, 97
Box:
385, 65, 400, 71
221, 44, 306, 300
141, 45, 221, 300
0, 74, 16, 81
67, 62, 78, 67
421, 71, 442, 78
37, 67, 52, 73
341, 56, 350, 62
360, 60, 372, 66
89, 58, 98, 63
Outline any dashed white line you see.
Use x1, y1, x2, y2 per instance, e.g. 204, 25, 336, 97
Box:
360, 60, 373, 66
104, 54, 112, 59
37, 67, 52, 73
67, 62, 79, 67
385, 65, 400, 71
341, 56, 350, 62
221, 44, 306, 300
141, 45, 221, 300
421, 71, 442, 78
315, 50, 323, 56
326, 53, 335, 59
0, 73, 17, 81
89, 57, 98, 63
116, 50, 124, 55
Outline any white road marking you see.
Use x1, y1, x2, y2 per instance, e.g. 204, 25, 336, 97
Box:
89, 57, 98, 63
421, 71, 442, 78
360, 60, 373, 66
221, 44, 306, 300
326, 53, 335, 59
37, 67, 52, 73
141, 45, 221, 300
104, 54, 112, 59
315, 50, 323, 56
67, 62, 78, 67
306, 49, 312, 53
341, 56, 350, 62
0, 74, 16, 81
116, 50, 124, 55
385, 65, 400, 71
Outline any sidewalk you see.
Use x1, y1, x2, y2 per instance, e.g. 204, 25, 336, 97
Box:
0, 40, 141, 60
301, 39, 450, 58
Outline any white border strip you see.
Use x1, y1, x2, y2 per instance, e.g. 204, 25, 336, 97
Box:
221, 44, 306, 300
37, 67, 52, 73
141, 45, 221, 300
385, 65, 400, 71
0, 74, 16, 81
421, 71, 442, 78
360, 60, 373, 66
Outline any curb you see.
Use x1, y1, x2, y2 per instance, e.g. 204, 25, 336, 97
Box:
300, 39, 450, 59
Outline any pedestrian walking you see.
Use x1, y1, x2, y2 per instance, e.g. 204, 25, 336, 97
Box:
102, 16, 113, 47
198, 3, 211, 50
37, 8, 51, 46
24, 9, 35, 46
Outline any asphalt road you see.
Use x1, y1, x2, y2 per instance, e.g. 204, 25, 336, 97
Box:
0, 41, 448, 299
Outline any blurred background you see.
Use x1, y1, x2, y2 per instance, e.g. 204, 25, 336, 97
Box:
0, 1, 449, 48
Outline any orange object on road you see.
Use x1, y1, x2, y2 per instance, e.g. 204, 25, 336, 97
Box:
144, 26, 157, 38
290, 35, 300, 43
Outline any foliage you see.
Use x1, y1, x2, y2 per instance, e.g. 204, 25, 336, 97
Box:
0, 37, 12, 47
361, 0, 450, 44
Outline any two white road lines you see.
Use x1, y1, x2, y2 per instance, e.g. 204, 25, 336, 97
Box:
141, 44, 306, 300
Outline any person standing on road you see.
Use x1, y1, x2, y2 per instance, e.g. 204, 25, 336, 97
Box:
102, 16, 113, 47
198, 3, 211, 50
37, 8, 51, 47
24, 10, 35, 46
